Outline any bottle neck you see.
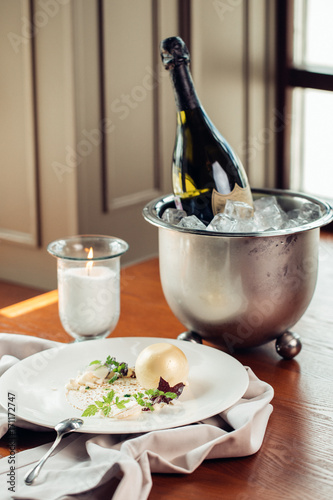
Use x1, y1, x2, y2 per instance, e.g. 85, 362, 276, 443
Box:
169, 63, 201, 111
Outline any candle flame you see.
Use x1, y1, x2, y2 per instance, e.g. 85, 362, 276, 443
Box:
86, 247, 94, 274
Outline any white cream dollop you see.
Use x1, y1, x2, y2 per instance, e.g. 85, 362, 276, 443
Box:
135, 342, 189, 389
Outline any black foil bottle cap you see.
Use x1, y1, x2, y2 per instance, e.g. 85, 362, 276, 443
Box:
160, 36, 190, 69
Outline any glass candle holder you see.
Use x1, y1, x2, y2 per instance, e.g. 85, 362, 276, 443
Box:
47, 235, 129, 342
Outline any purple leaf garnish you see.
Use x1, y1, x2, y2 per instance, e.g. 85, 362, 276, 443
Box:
153, 377, 185, 404
158, 377, 185, 396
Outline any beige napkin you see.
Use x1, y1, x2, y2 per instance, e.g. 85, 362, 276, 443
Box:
0, 333, 273, 500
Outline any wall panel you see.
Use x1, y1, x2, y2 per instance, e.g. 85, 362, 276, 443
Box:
0, 0, 79, 289
0, 0, 39, 246
103, 0, 160, 209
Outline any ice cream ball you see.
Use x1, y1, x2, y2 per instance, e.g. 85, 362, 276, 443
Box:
135, 343, 189, 389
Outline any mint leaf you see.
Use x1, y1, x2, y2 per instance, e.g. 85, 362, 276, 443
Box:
164, 392, 177, 399
82, 405, 99, 417
105, 356, 128, 377
103, 390, 115, 404
132, 394, 146, 407
115, 397, 127, 410
145, 389, 159, 397
102, 405, 112, 417
108, 374, 118, 384
105, 355, 114, 366
89, 360, 101, 366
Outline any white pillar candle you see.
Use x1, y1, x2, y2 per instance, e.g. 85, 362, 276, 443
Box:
58, 266, 119, 338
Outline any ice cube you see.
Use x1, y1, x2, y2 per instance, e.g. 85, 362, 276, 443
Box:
282, 203, 321, 228
300, 202, 321, 221
224, 200, 253, 219
287, 208, 302, 220
253, 211, 271, 231
286, 208, 308, 225
254, 196, 278, 211
232, 218, 257, 233
206, 213, 237, 232
162, 208, 187, 225
177, 215, 206, 230
286, 218, 299, 228
254, 203, 285, 230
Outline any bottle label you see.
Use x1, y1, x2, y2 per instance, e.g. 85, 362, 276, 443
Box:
211, 184, 253, 215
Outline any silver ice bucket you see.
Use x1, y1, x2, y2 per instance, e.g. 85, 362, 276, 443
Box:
143, 188, 333, 358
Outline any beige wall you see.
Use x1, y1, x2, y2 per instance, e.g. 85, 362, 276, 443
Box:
0, 0, 276, 289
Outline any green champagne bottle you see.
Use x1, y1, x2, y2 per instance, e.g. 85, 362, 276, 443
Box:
160, 36, 253, 223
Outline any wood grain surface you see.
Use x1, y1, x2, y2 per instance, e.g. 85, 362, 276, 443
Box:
0, 235, 332, 499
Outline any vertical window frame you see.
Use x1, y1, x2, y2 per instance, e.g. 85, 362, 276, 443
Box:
275, 0, 333, 190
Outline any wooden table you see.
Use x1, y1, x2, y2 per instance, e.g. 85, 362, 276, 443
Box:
1, 237, 333, 500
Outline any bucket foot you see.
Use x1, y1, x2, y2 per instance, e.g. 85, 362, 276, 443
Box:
177, 331, 203, 344
275, 331, 302, 359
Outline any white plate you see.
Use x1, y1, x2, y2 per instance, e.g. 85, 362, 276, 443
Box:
0, 337, 249, 434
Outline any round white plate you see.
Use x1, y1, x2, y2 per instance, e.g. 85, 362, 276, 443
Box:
0, 337, 249, 434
